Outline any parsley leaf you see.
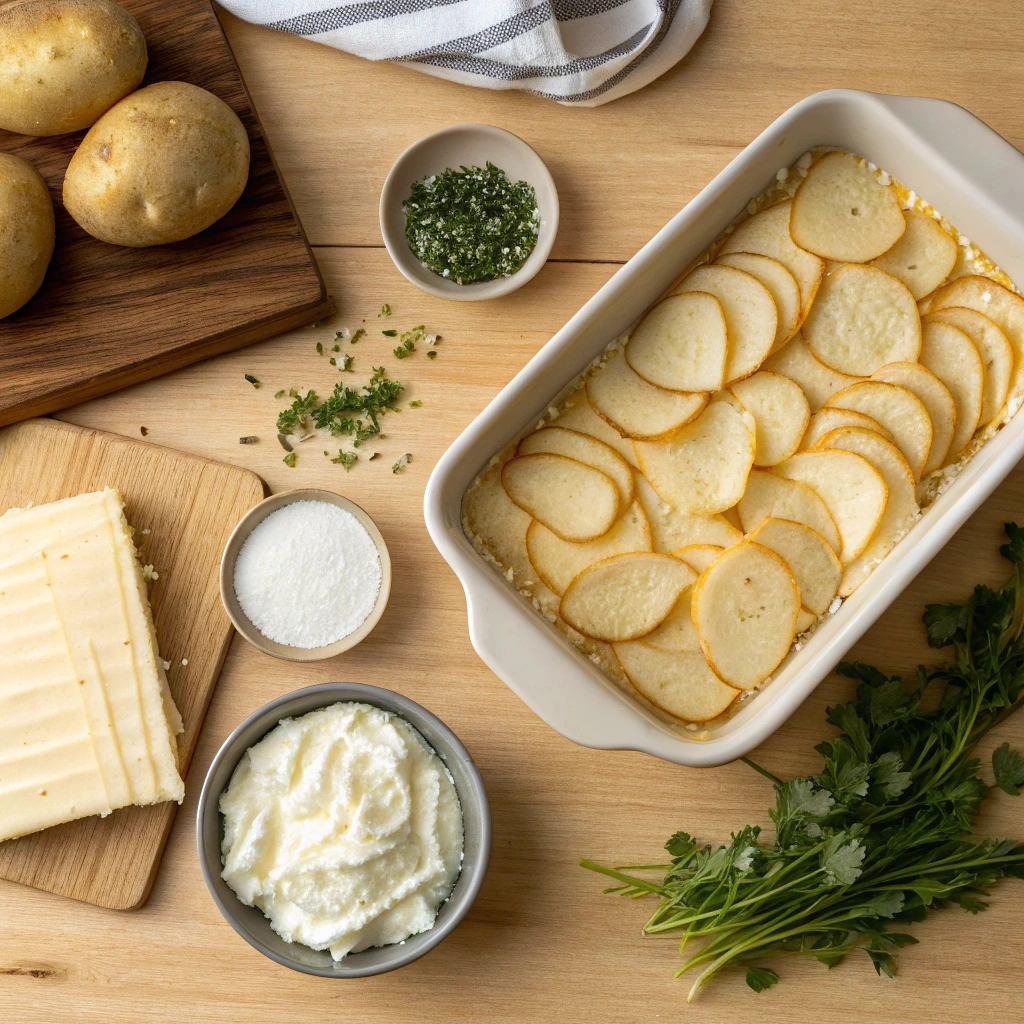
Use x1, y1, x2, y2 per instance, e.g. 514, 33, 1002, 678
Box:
993, 742, 1024, 795
745, 967, 778, 993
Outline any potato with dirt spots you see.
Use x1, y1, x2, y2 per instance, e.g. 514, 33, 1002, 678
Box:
0, 153, 55, 318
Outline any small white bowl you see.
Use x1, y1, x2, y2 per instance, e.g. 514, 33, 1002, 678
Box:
379, 123, 559, 301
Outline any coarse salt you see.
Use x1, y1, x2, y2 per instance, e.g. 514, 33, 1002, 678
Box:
233, 500, 381, 648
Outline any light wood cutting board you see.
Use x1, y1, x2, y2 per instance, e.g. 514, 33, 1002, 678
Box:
0, 419, 264, 910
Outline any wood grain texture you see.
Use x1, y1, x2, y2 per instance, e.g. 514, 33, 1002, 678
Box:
0, 0, 332, 426
0, 419, 264, 909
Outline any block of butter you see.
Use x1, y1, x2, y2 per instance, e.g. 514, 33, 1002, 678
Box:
0, 488, 184, 844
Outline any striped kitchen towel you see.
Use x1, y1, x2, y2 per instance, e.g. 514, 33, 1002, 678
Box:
217, 0, 714, 106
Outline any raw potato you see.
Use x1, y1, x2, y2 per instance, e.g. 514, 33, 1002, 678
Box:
870, 208, 957, 299
0, 0, 146, 136
634, 473, 743, 553
671, 544, 724, 574
802, 264, 921, 375
762, 333, 861, 412
625, 292, 728, 392
502, 454, 620, 543
587, 349, 707, 440
613, 642, 738, 722
871, 362, 956, 477
717, 201, 824, 317
801, 407, 893, 451
673, 264, 777, 382
691, 542, 800, 689
918, 320, 983, 461
640, 586, 700, 653
728, 371, 810, 466
716, 251, 801, 349
825, 380, 933, 481
517, 427, 633, 514
746, 517, 841, 616
633, 401, 755, 515
556, 392, 639, 467
737, 470, 841, 554
790, 151, 906, 262
560, 553, 695, 641
0, 153, 54, 319
774, 450, 888, 563
63, 81, 250, 247
526, 501, 651, 595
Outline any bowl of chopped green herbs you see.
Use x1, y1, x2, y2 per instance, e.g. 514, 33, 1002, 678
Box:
380, 123, 558, 300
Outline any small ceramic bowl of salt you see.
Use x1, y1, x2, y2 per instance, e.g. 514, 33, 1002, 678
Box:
220, 489, 392, 661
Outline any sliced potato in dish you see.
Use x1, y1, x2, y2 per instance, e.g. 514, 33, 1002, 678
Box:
560, 552, 695, 641
640, 586, 700, 653
802, 264, 921, 375
625, 292, 728, 392
613, 642, 738, 722
633, 473, 743, 553
728, 370, 810, 467
795, 608, 816, 633
691, 541, 800, 689
502, 453, 620, 543
526, 500, 651, 596
869, 208, 957, 299
790, 151, 906, 262
556, 390, 639, 468
774, 450, 888, 563
762, 332, 861, 412
825, 380, 933, 481
802, 406, 893, 451
745, 516, 841, 616
737, 469, 841, 554
672, 544, 725, 574
720, 504, 744, 532
917, 319, 983, 461
633, 401, 755, 515
716, 250, 801, 349
673, 264, 778, 382
588, 348, 708, 440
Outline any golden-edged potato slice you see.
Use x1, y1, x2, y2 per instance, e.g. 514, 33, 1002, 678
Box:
640, 586, 700, 653
803, 264, 921, 375
556, 391, 639, 467
796, 608, 817, 633
802, 406, 893, 451
673, 264, 778, 383
560, 553, 696, 641
692, 541, 800, 689
671, 544, 725, 574
716, 250, 801, 349
790, 151, 906, 262
869, 208, 957, 299
745, 516, 841, 616
825, 380, 933, 481
633, 401, 755, 515
625, 292, 728, 392
634, 473, 743, 553
588, 348, 708, 440
502, 453, 620, 543
613, 642, 738, 722
817, 427, 920, 596
718, 201, 824, 317
762, 333, 862, 412
728, 370, 810, 466
774, 450, 888, 563
526, 501, 651, 596
918, 320, 983, 461
737, 469, 841, 554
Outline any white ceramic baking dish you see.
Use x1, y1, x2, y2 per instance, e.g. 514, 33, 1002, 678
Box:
424, 89, 1024, 767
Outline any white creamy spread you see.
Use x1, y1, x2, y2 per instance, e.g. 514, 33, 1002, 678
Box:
219, 702, 464, 959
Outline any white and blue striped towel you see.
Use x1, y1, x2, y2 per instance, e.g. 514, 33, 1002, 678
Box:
217, 0, 714, 106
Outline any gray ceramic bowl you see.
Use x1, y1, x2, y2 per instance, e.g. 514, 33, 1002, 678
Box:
196, 682, 490, 977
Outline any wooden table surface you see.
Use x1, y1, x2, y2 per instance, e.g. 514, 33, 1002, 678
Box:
5, 2, 1024, 1020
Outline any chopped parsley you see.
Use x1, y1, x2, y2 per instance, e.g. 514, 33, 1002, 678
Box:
341, 354, 354, 372
316, 342, 324, 355
276, 389, 318, 435
244, 373, 260, 388
282, 451, 297, 468
392, 453, 412, 474
378, 304, 392, 318
331, 450, 358, 469
351, 329, 365, 343
409, 400, 422, 408
382, 329, 398, 337
427, 350, 438, 360
274, 389, 286, 399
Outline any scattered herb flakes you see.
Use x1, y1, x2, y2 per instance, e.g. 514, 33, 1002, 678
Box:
409, 400, 422, 408
329, 357, 337, 366
239, 435, 259, 444
331, 450, 358, 470
334, 327, 352, 345
427, 350, 438, 360
382, 329, 398, 337
140, 426, 149, 436
332, 344, 341, 353
277, 433, 294, 452
351, 328, 365, 344
274, 389, 286, 399
368, 452, 380, 461
341, 354, 354, 372
392, 453, 412, 473
282, 451, 298, 468
316, 342, 324, 355
276, 389, 318, 435
378, 304, 392, 318
244, 373, 261, 388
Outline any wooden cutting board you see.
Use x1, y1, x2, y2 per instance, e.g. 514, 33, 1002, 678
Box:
0, 418, 264, 909
0, 0, 333, 427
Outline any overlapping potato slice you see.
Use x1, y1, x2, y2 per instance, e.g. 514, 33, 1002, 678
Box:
817, 427, 920, 596
526, 500, 651, 596
790, 151, 906, 262
728, 370, 810, 466
774, 450, 888, 563
625, 292, 728, 392
762, 333, 861, 412
502, 453, 620, 543
463, 461, 539, 588
803, 264, 921, 375
633, 473, 743, 553
633, 401, 755, 515
916, 319, 984, 461
746, 516, 841, 616
673, 264, 778, 382
587, 348, 708, 440
560, 553, 696, 642
691, 542, 800, 689
801, 406, 893, 451
640, 585, 700, 653
795, 608, 816, 633
870, 361, 955, 477
825, 380, 933, 480
716, 251, 801, 349
869, 208, 957, 299
556, 391, 640, 467
672, 544, 725, 574
737, 469, 841, 554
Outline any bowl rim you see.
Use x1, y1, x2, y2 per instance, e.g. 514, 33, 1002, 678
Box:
195, 681, 491, 978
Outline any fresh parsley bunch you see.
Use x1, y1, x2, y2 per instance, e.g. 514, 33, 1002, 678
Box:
583, 523, 1024, 1001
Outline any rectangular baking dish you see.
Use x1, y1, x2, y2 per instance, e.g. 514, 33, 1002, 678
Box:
424, 89, 1024, 767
